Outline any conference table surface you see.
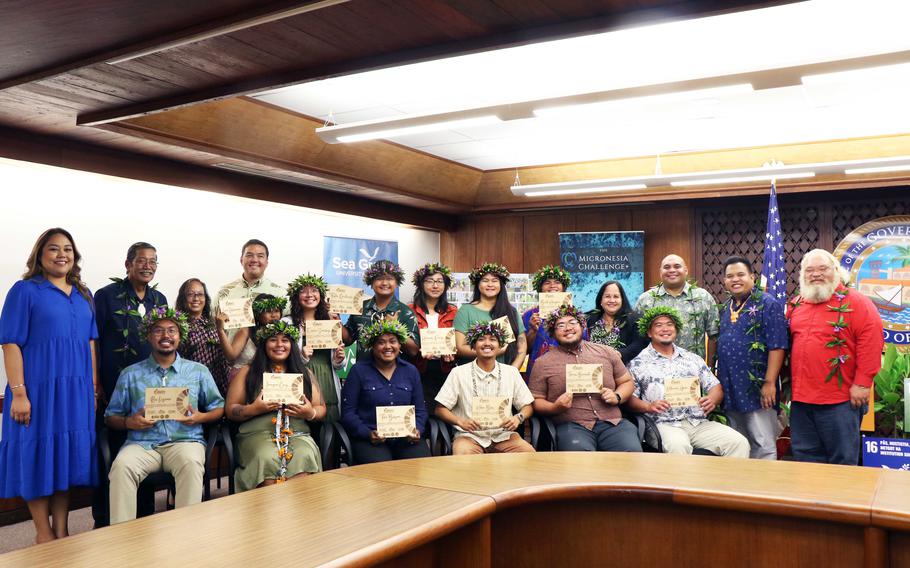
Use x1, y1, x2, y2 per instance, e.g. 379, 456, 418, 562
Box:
3, 452, 910, 567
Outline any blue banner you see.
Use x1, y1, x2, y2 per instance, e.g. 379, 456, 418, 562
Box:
558, 231, 645, 313
323, 236, 399, 296
323, 236, 398, 379
862, 436, 910, 470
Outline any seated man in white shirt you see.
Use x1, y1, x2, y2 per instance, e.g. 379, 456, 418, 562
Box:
435, 322, 535, 455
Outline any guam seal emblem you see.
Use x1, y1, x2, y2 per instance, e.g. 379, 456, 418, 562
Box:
834, 215, 910, 347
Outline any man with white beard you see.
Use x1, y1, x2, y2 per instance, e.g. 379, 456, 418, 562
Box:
788, 249, 883, 465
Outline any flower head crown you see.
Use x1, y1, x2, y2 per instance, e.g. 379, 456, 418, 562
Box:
252, 295, 287, 315
140, 307, 189, 342
411, 262, 453, 287
637, 306, 684, 337
468, 262, 510, 285
359, 320, 410, 349
543, 305, 587, 333
363, 260, 405, 285
531, 265, 571, 292
465, 321, 507, 347
255, 320, 301, 344
287, 273, 328, 297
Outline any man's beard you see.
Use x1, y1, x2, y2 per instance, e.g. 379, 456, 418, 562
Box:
556, 336, 583, 350
800, 276, 837, 303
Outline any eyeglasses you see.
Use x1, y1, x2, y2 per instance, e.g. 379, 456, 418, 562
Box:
185, 292, 206, 299
134, 259, 158, 268
150, 328, 179, 337
424, 279, 445, 286
554, 320, 581, 330
805, 266, 832, 275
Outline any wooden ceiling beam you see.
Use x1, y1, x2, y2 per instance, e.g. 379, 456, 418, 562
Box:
76, 0, 790, 126
0, 0, 349, 91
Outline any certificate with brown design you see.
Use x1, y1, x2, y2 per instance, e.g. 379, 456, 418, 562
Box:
326, 285, 364, 315
565, 364, 603, 394
490, 315, 516, 344
538, 292, 573, 316
664, 376, 701, 408
305, 320, 343, 350
376, 405, 418, 438
419, 328, 456, 357
261, 373, 307, 404
145, 387, 189, 421
472, 396, 510, 429
219, 297, 255, 330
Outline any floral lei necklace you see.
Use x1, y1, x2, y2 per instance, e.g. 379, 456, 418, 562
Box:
787, 285, 852, 387
590, 316, 626, 349
725, 288, 767, 390
269, 364, 294, 483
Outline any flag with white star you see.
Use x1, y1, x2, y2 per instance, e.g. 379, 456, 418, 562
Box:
761, 181, 787, 301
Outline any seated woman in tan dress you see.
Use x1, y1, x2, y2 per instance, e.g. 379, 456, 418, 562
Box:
226, 321, 325, 491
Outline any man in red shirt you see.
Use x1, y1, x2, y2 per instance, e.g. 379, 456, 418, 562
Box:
788, 249, 883, 465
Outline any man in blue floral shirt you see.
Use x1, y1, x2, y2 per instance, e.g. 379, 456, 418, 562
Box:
717, 256, 787, 459
104, 308, 224, 524
627, 307, 748, 457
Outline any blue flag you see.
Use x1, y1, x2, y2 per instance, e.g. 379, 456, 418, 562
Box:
761, 182, 787, 301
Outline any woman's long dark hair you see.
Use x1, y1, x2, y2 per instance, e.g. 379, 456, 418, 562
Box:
23, 227, 92, 304
471, 274, 520, 362
586, 280, 632, 328
176, 278, 212, 320
244, 338, 313, 405
289, 287, 330, 326
413, 271, 451, 314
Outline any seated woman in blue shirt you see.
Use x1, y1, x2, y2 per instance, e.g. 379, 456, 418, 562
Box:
340, 320, 430, 464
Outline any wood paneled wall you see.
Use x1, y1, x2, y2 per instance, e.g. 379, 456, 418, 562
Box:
441, 203, 695, 288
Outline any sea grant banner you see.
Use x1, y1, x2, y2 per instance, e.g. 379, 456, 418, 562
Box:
558, 231, 645, 313
323, 236, 398, 377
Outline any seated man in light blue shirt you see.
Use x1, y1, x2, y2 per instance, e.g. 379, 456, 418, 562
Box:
104, 308, 224, 524
626, 307, 748, 458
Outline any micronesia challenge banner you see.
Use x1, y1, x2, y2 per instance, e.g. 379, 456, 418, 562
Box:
558, 231, 645, 313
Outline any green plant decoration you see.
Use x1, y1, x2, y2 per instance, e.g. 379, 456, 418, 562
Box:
873, 344, 910, 438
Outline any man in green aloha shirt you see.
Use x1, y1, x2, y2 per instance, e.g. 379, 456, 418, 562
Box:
633, 254, 719, 363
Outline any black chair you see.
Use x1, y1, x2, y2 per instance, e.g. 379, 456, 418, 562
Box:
530, 411, 661, 453
529, 415, 556, 451
427, 416, 451, 456
99, 423, 218, 516
328, 419, 435, 463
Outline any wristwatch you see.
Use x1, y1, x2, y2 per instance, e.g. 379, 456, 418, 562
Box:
614, 392, 623, 404
516, 413, 525, 424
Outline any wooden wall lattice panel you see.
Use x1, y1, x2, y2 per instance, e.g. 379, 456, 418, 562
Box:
697, 190, 910, 301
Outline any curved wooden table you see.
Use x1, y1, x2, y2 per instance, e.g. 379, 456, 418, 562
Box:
3, 452, 910, 567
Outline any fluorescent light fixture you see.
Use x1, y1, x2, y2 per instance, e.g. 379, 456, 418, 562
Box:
844, 164, 910, 174
802, 62, 910, 86
525, 184, 647, 197
533, 84, 753, 118
670, 172, 815, 187
330, 115, 501, 143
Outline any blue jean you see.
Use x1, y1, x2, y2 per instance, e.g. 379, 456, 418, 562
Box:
555, 420, 642, 452
790, 401, 864, 465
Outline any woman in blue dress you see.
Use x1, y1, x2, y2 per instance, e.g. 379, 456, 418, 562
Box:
0, 228, 99, 544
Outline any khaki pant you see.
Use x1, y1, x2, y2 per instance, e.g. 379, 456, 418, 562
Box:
726, 408, 781, 460
657, 420, 749, 458
109, 442, 206, 525
453, 433, 535, 455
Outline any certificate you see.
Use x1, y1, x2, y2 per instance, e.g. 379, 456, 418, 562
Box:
565, 364, 603, 394
490, 316, 516, 344
419, 328, 456, 357
261, 373, 307, 404
472, 396, 510, 429
538, 292, 573, 316
326, 285, 364, 315
305, 320, 343, 350
145, 387, 189, 421
664, 376, 701, 408
219, 297, 254, 330
376, 405, 418, 438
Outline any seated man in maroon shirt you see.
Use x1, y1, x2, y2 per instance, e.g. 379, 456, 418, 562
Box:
788, 249, 883, 465
528, 306, 641, 452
